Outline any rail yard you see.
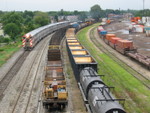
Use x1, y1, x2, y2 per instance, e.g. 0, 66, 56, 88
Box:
0, 18, 150, 113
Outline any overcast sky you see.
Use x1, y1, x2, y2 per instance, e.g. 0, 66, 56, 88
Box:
0, 0, 149, 11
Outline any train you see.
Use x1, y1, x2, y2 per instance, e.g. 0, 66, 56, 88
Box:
70, 20, 94, 32
65, 28, 126, 113
42, 30, 68, 110
97, 25, 150, 69
41, 21, 91, 110
22, 21, 69, 51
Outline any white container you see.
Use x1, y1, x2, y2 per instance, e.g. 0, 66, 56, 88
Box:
101, 22, 106, 25
146, 30, 150, 37
142, 17, 146, 24
102, 18, 107, 22
148, 17, 150, 23
135, 25, 144, 33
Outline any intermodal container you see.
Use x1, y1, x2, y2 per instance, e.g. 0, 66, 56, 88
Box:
100, 30, 107, 35
109, 37, 121, 49
106, 34, 116, 41
97, 26, 104, 32
107, 20, 111, 24
110, 37, 121, 44
105, 34, 116, 44
116, 40, 133, 49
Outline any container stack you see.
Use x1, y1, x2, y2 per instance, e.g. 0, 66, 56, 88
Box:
105, 34, 116, 44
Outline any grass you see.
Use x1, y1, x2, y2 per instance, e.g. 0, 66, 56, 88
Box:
0, 41, 22, 67
76, 24, 150, 113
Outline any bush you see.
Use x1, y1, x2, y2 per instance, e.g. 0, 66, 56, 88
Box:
0, 36, 11, 44
0, 48, 4, 51
3, 38, 10, 44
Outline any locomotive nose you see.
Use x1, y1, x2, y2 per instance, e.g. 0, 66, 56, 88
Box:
26, 39, 29, 42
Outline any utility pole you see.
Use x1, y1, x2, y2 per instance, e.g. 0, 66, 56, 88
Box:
143, 0, 145, 16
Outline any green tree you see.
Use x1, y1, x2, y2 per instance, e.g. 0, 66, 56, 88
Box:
24, 21, 35, 32
74, 10, 79, 15
23, 10, 34, 18
54, 15, 58, 22
2, 12, 23, 28
78, 12, 87, 21
33, 11, 49, 26
90, 4, 102, 21
3, 23, 21, 41
59, 9, 64, 16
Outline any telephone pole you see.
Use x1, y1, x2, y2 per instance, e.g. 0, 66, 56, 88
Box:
143, 0, 145, 16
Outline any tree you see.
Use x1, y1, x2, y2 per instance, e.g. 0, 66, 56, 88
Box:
3, 23, 21, 41
23, 10, 34, 18
90, 4, 102, 21
74, 10, 79, 15
78, 12, 87, 21
2, 12, 23, 28
24, 21, 35, 32
59, 9, 64, 16
33, 11, 49, 26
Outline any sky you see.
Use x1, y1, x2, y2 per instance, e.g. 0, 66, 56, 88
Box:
0, 0, 150, 11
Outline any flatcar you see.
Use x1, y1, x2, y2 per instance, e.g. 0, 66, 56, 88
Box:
22, 21, 69, 50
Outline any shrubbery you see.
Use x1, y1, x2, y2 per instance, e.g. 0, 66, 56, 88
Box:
0, 36, 11, 44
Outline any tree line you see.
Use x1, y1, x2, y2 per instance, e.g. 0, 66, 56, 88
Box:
0, 4, 149, 43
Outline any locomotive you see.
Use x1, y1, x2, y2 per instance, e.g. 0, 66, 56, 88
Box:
22, 21, 69, 50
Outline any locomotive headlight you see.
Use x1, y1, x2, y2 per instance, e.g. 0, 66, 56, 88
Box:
26, 34, 30, 38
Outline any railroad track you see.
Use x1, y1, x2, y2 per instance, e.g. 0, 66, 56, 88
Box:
89, 27, 150, 89
0, 33, 54, 113
11, 34, 51, 113
37, 29, 69, 113
0, 51, 29, 101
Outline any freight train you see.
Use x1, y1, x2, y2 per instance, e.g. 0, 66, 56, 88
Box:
70, 20, 94, 31
22, 21, 69, 50
97, 25, 150, 69
66, 28, 126, 113
42, 31, 68, 110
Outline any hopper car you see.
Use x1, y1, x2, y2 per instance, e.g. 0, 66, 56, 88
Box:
65, 28, 126, 113
97, 25, 150, 69
22, 21, 69, 50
